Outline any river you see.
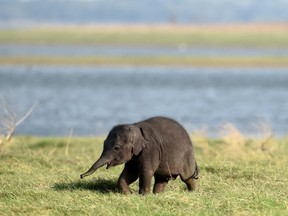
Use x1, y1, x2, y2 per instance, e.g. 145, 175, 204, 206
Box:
1, 65, 288, 137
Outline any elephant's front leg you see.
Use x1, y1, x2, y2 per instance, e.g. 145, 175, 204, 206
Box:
117, 165, 138, 194
138, 170, 153, 195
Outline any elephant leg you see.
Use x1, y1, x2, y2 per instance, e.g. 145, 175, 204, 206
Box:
117, 166, 138, 194
181, 176, 197, 191
138, 171, 153, 195
153, 175, 169, 194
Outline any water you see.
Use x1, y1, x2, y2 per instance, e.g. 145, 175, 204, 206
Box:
1, 65, 288, 137
1, 45, 288, 57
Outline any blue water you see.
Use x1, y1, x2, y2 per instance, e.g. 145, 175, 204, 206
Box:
1, 65, 288, 137
1, 45, 288, 57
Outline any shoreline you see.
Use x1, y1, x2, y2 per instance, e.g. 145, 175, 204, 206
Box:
1, 21, 288, 31
1, 23, 288, 46
1, 56, 288, 67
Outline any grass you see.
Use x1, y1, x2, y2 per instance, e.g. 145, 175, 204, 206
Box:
0, 130, 288, 215
1, 24, 288, 47
1, 24, 288, 67
1, 56, 288, 67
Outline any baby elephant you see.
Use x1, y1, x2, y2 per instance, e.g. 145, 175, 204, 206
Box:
80, 116, 198, 195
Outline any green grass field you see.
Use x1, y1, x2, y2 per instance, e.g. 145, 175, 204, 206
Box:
1, 133, 287, 215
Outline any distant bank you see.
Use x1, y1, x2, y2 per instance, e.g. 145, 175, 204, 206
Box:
1, 23, 288, 46
0, 24, 288, 67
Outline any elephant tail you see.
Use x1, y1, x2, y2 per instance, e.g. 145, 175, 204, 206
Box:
191, 162, 199, 179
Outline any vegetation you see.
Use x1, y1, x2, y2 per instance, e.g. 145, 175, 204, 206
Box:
1, 25, 288, 67
0, 25, 288, 46
1, 55, 288, 67
1, 129, 287, 215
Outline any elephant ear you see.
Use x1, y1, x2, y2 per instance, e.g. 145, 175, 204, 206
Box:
140, 127, 150, 141
132, 127, 149, 155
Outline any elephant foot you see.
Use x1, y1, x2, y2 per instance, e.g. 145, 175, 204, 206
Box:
119, 187, 132, 195
139, 188, 151, 195
183, 177, 197, 191
117, 180, 132, 194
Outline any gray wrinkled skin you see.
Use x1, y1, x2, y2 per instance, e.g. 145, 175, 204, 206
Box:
80, 116, 198, 195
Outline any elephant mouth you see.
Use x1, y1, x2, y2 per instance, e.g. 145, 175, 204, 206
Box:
106, 157, 122, 169
106, 161, 112, 169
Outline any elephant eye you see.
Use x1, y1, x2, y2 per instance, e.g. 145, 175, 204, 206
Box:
114, 146, 120, 151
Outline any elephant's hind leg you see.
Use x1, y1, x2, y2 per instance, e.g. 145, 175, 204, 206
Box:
181, 176, 197, 191
153, 175, 169, 194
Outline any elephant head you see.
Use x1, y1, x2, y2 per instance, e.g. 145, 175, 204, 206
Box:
80, 124, 149, 179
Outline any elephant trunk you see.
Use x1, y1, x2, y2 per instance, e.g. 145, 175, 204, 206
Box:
80, 156, 110, 179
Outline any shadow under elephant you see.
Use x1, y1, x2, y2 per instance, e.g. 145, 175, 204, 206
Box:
53, 178, 118, 194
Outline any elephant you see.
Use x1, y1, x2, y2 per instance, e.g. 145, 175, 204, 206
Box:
80, 116, 198, 195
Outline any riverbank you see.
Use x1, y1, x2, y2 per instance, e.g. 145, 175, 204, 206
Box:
1, 55, 288, 67
1, 24, 288, 46
1, 24, 288, 67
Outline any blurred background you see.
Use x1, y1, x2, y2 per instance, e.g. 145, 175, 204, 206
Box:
0, 0, 288, 137
1, 0, 288, 25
